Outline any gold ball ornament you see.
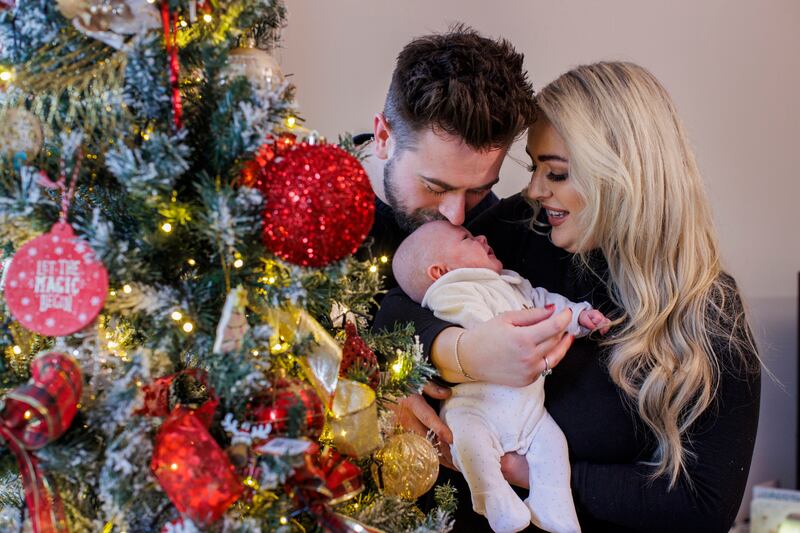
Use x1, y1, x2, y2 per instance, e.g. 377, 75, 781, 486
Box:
57, 0, 160, 49
371, 432, 439, 500
224, 47, 285, 91
0, 108, 43, 160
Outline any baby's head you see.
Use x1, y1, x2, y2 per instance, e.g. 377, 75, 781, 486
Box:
393, 220, 504, 302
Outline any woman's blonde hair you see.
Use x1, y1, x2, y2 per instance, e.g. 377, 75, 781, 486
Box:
533, 62, 757, 487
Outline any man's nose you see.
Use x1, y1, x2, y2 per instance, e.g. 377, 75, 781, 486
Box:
438, 192, 467, 226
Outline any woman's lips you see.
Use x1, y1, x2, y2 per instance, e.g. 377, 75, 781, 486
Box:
544, 207, 569, 227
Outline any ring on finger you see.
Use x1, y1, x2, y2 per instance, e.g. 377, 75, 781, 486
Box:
541, 355, 553, 378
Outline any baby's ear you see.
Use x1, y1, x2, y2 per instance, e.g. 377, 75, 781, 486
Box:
427, 263, 449, 281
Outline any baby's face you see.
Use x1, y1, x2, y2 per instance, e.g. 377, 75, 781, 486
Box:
436, 224, 504, 273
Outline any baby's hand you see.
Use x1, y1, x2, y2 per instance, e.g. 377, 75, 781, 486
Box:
579, 309, 611, 335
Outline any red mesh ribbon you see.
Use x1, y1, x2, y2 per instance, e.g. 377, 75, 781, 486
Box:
0, 352, 82, 533
288, 444, 374, 532
160, 2, 183, 130
141, 370, 242, 526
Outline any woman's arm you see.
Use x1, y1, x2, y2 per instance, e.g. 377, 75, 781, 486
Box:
374, 288, 577, 385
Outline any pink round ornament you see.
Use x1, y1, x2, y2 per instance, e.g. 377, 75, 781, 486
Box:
4, 222, 108, 336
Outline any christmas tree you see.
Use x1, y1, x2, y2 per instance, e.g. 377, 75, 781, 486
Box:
0, 1, 455, 530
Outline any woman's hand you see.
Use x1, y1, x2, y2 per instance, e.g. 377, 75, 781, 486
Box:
390, 382, 456, 469
501, 452, 530, 488
454, 307, 575, 386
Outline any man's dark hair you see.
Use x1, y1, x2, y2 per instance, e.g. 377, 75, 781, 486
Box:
384, 24, 536, 152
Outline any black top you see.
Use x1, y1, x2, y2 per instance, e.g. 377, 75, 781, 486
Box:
373, 193, 761, 532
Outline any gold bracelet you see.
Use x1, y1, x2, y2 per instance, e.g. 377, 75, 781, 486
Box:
454, 330, 476, 381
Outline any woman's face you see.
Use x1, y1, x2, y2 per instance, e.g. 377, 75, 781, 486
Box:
525, 118, 585, 253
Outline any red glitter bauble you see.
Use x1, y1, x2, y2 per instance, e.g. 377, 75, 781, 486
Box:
253, 142, 375, 267
341, 322, 380, 390
248, 377, 325, 439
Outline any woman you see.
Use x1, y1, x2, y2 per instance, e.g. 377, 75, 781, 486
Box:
374, 62, 760, 532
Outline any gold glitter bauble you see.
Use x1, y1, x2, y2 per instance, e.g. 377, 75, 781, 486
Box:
371, 432, 439, 500
0, 108, 43, 160
224, 47, 285, 90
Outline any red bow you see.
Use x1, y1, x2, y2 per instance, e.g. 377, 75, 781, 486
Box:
286, 444, 380, 532
0, 352, 82, 533
140, 370, 242, 526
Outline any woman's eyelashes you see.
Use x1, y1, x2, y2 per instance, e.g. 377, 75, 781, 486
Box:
527, 162, 569, 182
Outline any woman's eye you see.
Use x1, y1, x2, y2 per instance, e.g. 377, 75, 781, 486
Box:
548, 173, 568, 182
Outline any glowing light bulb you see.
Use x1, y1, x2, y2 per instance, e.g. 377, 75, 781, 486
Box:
279, 517, 289, 525
179, 19, 188, 27
12, 345, 22, 355
187, 258, 196, 266
202, 13, 212, 23
0, 70, 12, 82
171, 311, 183, 321
233, 258, 244, 268
380, 255, 389, 263
369, 265, 378, 273
183, 322, 194, 333
161, 222, 172, 233
122, 284, 132, 294
392, 359, 403, 374
170, 463, 178, 471
285, 115, 296, 128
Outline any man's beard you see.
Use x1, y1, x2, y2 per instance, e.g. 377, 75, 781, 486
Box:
383, 157, 444, 232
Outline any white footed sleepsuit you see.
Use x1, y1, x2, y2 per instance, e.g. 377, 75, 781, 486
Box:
422, 268, 591, 533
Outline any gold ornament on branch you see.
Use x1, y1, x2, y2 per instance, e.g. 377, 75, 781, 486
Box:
57, 0, 160, 50
213, 285, 249, 354
0, 108, 43, 160
223, 46, 285, 91
371, 432, 439, 500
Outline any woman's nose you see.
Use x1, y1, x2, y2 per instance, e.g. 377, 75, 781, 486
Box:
527, 172, 550, 200
476, 235, 488, 245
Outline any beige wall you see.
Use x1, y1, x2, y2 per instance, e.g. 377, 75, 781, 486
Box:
279, 0, 800, 518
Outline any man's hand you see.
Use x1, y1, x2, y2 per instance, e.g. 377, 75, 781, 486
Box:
578, 308, 611, 334
392, 382, 455, 469
458, 307, 575, 387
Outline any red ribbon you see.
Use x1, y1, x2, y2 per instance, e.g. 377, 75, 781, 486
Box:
160, 2, 183, 130
287, 444, 373, 532
140, 370, 242, 526
0, 352, 82, 533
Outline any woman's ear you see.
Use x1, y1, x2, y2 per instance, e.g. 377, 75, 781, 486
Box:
427, 263, 449, 281
373, 113, 392, 160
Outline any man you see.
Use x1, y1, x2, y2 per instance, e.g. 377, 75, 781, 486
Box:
362, 26, 571, 530
357, 25, 536, 293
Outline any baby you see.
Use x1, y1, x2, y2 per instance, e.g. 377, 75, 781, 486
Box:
393, 220, 609, 533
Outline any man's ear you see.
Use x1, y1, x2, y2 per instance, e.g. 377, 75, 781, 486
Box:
373, 113, 392, 160
427, 263, 449, 281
